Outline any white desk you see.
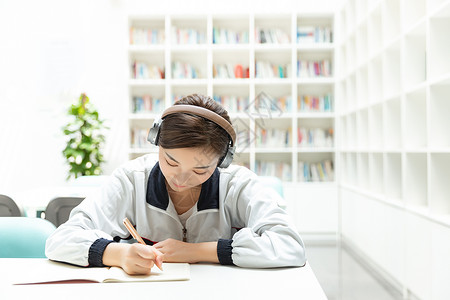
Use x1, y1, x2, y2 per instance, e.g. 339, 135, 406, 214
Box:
1, 258, 327, 300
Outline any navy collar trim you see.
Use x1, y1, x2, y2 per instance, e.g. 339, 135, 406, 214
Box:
146, 162, 220, 212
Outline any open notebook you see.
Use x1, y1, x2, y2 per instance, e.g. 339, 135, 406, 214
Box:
13, 260, 190, 284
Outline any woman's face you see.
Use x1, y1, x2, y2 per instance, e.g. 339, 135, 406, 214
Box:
159, 146, 220, 192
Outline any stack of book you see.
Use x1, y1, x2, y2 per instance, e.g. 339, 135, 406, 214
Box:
256, 128, 291, 148
298, 127, 334, 148
213, 64, 249, 79
255, 61, 291, 78
298, 93, 333, 112
132, 95, 164, 114
255, 160, 292, 181
130, 128, 153, 149
213, 95, 249, 113
298, 160, 334, 182
132, 61, 164, 79
297, 26, 333, 43
297, 60, 332, 77
171, 61, 200, 79
255, 28, 290, 44
213, 27, 249, 44
171, 27, 206, 44
129, 27, 165, 45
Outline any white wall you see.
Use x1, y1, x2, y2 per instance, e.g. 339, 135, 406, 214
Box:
0, 0, 341, 196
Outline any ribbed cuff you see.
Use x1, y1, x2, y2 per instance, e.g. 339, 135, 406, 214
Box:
88, 238, 114, 267
217, 239, 234, 265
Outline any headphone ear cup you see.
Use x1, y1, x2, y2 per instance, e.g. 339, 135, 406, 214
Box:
147, 119, 162, 146
218, 145, 235, 168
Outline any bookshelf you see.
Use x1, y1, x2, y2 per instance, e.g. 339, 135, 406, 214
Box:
127, 13, 338, 235
338, 0, 450, 299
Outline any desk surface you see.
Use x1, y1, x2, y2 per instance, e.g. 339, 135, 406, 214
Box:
2, 258, 327, 300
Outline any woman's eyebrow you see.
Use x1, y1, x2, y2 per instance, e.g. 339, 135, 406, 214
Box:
165, 151, 210, 169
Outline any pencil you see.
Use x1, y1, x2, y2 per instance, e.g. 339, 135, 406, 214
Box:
123, 217, 163, 271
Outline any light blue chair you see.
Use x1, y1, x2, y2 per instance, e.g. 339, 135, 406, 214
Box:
258, 176, 287, 209
0, 217, 56, 258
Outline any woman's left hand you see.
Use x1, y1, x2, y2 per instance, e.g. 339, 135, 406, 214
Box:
154, 239, 219, 264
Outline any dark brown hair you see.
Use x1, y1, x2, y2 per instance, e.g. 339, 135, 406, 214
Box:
158, 94, 232, 160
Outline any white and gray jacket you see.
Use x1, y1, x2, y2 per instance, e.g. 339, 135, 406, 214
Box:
45, 155, 306, 268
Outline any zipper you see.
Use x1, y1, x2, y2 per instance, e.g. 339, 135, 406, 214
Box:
182, 227, 187, 242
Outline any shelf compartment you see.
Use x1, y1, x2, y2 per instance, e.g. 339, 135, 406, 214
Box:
429, 17, 450, 81
347, 113, 357, 149
356, 65, 368, 108
129, 52, 165, 80
357, 152, 369, 189
171, 51, 207, 79
430, 153, 450, 215
129, 85, 165, 115
297, 152, 335, 182
129, 17, 165, 45
255, 14, 292, 44
381, 0, 401, 46
212, 85, 250, 114
255, 118, 292, 148
212, 15, 249, 45
356, 22, 368, 66
368, 103, 383, 149
345, 73, 356, 111
346, 152, 357, 185
429, 83, 450, 147
297, 50, 333, 78
405, 87, 427, 148
382, 41, 401, 100
170, 16, 207, 45
404, 153, 428, 207
170, 85, 208, 104
297, 118, 334, 149
384, 153, 402, 200
403, 22, 426, 89
255, 84, 292, 113
296, 15, 334, 45
369, 153, 383, 194
255, 152, 292, 182
231, 117, 252, 154
297, 84, 334, 113
368, 5, 382, 56
383, 97, 401, 149
368, 54, 383, 104
213, 49, 250, 79
255, 49, 292, 79
346, 35, 356, 74
356, 109, 369, 149
231, 151, 250, 170
402, 0, 426, 32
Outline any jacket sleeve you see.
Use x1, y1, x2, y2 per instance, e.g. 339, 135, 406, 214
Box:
45, 168, 135, 267
225, 169, 307, 268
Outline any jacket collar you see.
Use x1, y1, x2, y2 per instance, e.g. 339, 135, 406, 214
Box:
146, 162, 220, 212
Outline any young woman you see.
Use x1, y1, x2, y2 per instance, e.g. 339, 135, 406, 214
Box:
46, 94, 306, 275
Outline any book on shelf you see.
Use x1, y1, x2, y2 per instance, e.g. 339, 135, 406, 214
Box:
129, 27, 165, 45
297, 60, 332, 77
171, 61, 200, 79
255, 95, 292, 113
298, 160, 334, 182
298, 93, 332, 112
13, 260, 190, 285
298, 127, 333, 148
255, 61, 292, 78
213, 95, 249, 113
132, 61, 164, 79
255, 27, 290, 44
171, 26, 206, 44
131, 128, 155, 149
133, 95, 164, 114
256, 127, 291, 148
255, 160, 292, 181
213, 27, 249, 44
213, 64, 249, 79
297, 26, 333, 44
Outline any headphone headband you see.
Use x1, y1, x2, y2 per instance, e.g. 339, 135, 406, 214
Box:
161, 105, 236, 145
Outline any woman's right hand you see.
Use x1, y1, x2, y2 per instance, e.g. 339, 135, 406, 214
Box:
103, 243, 164, 275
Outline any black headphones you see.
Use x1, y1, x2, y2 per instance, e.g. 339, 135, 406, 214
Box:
147, 104, 236, 168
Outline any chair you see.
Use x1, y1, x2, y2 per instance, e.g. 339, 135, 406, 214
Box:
0, 217, 56, 258
258, 176, 287, 209
45, 197, 85, 227
0, 194, 21, 217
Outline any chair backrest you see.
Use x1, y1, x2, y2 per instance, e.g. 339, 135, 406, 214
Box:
45, 197, 85, 227
0, 217, 56, 258
0, 194, 21, 217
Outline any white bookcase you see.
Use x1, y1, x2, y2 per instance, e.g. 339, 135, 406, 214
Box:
127, 13, 338, 235
337, 0, 450, 299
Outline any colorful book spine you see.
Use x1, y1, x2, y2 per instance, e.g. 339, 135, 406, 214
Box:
213, 64, 249, 79
255, 128, 291, 148
255, 61, 291, 78
255, 160, 292, 181
298, 93, 333, 112
132, 61, 164, 79
297, 26, 333, 43
255, 28, 290, 44
130, 27, 165, 45
171, 61, 200, 79
212, 95, 249, 113
171, 26, 206, 44
297, 160, 334, 182
132, 96, 164, 114
297, 127, 334, 147
297, 60, 332, 77
213, 27, 249, 44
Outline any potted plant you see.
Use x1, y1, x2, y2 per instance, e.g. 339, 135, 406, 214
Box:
62, 93, 108, 180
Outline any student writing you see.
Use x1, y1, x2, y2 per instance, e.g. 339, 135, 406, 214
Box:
45, 94, 306, 275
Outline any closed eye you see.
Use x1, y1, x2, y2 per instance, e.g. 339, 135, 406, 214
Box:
165, 159, 178, 167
